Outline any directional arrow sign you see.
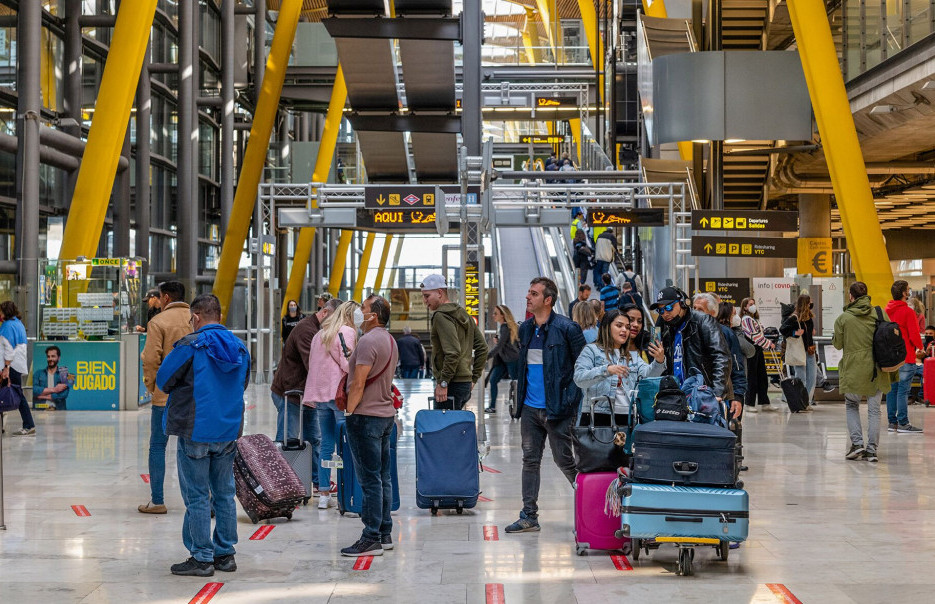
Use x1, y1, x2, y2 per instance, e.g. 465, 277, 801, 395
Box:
693, 278, 751, 306
692, 210, 799, 232
692, 236, 797, 258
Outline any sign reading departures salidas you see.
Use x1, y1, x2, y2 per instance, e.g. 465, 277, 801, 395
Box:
691, 210, 799, 232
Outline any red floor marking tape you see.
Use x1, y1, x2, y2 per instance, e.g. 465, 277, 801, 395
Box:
245, 404, 256, 411
610, 554, 632, 571
353, 556, 373, 571
140, 474, 150, 483
249, 525, 275, 540
71, 505, 90, 517
481, 465, 501, 474
766, 584, 804, 604
485, 583, 505, 604
478, 495, 493, 502
483, 526, 499, 541
189, 582, 223, 604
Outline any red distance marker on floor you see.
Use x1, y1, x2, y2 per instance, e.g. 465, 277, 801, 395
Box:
249, 525, 275, 540
485, 583, 505, 604
353, 556, 373, 571
766, 584, 804, 604
610, 554, 632, 571
483, 526, 499, 541
188, 582, 224, 604
140, 474, 150, 483
477, 495, 493, 502
71, 505, 90, 517
480, 465, 501, 474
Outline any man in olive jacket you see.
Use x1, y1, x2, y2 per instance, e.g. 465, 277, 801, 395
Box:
832, 281, 895, 463
420, 274, 488, 410
139, 281, 193, 513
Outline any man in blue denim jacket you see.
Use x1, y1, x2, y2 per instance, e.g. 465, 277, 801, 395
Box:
505, 277, 586, 534
32, 345, 70, 410
157, 294, 250, 577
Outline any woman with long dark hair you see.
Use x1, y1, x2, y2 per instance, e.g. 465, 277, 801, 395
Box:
619, 303, 649, 359
0, 301, 35, 435
780, 293, 817, 406
281, 299, 305, 343
485, 305, 520, 413
740, 297, 776, 413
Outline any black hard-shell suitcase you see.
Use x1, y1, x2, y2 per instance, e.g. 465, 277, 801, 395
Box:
631, 420, 739, 488
780, 359, 809, 413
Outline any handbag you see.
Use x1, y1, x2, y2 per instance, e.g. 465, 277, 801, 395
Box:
335, 331, 398, 411
785, 320, 807, 367
0, 377, 21, 413
572, 394, 628, 473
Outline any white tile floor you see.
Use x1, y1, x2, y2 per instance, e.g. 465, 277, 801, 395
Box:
0, 381, 932, 603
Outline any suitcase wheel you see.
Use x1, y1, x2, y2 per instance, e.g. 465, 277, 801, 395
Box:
631, 538, 641, 561
676, 547, 694, 576
303, 497, 310, 506
718, 541, 729, 562
456, 508, 463, 515
735, 480, 744, 489
575, 545, 586, 556
285, 512, 293, 520
430, 507, 438, 516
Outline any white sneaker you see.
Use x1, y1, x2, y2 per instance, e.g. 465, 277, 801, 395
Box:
745, 406, 758, 414
318, 494, 335, 509
760, 405, 779, 413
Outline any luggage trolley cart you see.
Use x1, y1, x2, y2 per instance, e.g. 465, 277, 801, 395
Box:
629, 537, 729, 576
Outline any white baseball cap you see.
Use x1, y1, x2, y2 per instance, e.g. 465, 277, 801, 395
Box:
420, 274, 447, 290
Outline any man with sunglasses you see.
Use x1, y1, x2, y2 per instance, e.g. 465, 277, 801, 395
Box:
651, 286, 732, 403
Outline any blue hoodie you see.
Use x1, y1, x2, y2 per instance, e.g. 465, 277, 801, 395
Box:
157, 323, 251, 442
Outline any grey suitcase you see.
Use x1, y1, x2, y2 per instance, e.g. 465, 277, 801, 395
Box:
276, 389, 315, 504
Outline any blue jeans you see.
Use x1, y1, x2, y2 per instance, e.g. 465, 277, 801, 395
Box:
400, 367, 421, 379
886, 363, 916, 425
286, 402, 321, 487
271, 391, 286, 443
316, 400, 345, 489
176, 438, 238, 563
148, 405, 169, 504
344, 414, 395, 542
487, 363, 509, 410
592, 260, 609, 288
791, 354, 817, 403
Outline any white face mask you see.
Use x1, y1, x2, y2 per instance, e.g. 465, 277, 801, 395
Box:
748, 305, 758, 315
353, 308, 364, 329
731, 315, 741, 328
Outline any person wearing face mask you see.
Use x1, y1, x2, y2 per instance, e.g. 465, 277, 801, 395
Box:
883, 280, 924, 433
420, 274, 488, 410
691, 294, 746, 420
281, 299, 305, 343
304, 301, 360, 507
780, 294, 817, 407
574, 308, 666, 421
651, 287, 734, 415
739, 297, 776, 413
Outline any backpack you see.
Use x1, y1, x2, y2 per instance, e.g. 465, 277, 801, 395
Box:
621, 271, 638, 294
680, 371, 726, 427
872, 306, 907, 374
653, 375, 689, 422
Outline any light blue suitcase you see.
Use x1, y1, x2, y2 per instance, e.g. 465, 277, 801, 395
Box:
620, 483, 749, 542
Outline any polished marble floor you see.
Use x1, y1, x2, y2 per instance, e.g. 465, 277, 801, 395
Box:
0, 381, 933, 603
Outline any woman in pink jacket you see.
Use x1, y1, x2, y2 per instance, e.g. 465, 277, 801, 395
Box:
305, 301, 360, 508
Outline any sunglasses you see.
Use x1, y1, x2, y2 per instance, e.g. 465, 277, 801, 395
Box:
661, 301, 679, 313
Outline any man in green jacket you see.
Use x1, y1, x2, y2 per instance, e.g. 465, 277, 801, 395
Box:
832, 281, 894, 462
420, 274, 488, 410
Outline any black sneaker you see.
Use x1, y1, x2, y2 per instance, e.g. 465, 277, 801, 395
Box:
214, 554, 237, 572
170, 557, 214, 577
341, 538, 383, 557
380, 535, 394, 550
864, 450, 879, 463
897, 424, 923, 434
505, 515, 541, 533
887, 423, 898, 432
845, 444, 865, 460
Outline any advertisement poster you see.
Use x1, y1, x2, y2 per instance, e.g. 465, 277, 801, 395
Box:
751, 278, 796, 329
31, 341, 120, 410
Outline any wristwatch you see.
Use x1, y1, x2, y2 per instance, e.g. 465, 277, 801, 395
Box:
440, 381, 448, 388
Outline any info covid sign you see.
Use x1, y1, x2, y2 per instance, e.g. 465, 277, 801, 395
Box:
31, 341, 121, 410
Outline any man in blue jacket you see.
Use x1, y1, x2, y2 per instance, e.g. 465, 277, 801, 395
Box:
32, 345, 70, 410
157, 294, 251, 577
506, 277, 586, 534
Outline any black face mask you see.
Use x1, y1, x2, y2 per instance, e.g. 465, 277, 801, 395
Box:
925, 335, 934, 347
809, 302, 814, 309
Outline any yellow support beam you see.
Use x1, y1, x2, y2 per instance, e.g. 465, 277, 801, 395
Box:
213, 0, 302, 321
386, 235, 404, 290
787, 0, 892, 301
280, 66, 348, 317
372, 234, 394, 292
535, 0, 557, 60
520, 8, 539, 65
58, 0, 158, 261
642, 0, 668, 18
577, 0, 603, 94
569, 118, 582, 165
352, 232, 377, 301
328, 230, 354, 298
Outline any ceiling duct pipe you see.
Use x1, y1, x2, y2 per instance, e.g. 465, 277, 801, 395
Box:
0, 132, 81, 171
38, 126, 129, 171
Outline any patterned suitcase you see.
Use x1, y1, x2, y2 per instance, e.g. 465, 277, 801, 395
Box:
275, 390, 315, 504
574, 472, 629, 554
620, 483, 749, 542
234, 433, 306, 523
336, 422, 400, 516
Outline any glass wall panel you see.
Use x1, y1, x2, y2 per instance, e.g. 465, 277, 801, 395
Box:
908, 0, 933, 45
865, 0, 884, 72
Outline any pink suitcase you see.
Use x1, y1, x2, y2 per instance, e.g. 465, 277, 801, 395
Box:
574, 472, 630, 555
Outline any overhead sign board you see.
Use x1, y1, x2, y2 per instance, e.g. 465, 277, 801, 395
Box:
440, 185, 480, 205
691, 210, 798, 232
356, 209, 454, 233
589, 208, 666, 227
519, 135, 564, 144
464, 260, 480, 323
797, 237, 833, 277
535, 96, 577, 108
365, 185, 437, 210
693, 278, 751, 306
691, 236, 797, 258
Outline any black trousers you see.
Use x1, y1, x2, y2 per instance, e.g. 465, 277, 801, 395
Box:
744, 348, 770, 407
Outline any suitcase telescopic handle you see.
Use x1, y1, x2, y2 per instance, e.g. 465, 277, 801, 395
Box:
672, 461, 699, 476
282, 389, 305, 447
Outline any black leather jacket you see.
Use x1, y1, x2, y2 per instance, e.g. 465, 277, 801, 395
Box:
659, 309, 731, 398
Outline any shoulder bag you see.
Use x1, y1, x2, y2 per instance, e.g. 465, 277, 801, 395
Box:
0, 377, 21, 413
784, 317, 807, 367
573, 392, 628, 473
335, 332, 401, 411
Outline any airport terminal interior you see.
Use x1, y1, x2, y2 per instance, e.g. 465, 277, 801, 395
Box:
1, 0, 935, 602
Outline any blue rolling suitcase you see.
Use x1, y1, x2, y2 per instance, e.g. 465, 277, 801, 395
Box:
415, 409, 480, 515
619, 483, 749, 542
336, 422, 400, 516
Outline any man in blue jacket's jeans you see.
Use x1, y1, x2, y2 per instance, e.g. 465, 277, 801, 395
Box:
505, 277, 586, 534
157, 294, 251, 577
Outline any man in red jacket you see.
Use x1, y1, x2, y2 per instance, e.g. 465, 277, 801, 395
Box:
884, 280, 924, 433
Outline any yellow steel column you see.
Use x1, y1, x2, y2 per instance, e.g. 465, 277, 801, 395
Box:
280, 66, 348, 317
352, 232, 377, 301
787, 0, 892, 301
577, 0, 603, 93
386, 235, 405, 289
372, 234, 394, 292
58, 0, 158, 261
569, 118, 582, 164
213, 0, 302, 321
328, 230, 354, 298
520, 8, 539, 64
535, 0, 557, 59
642, 0, 668, 18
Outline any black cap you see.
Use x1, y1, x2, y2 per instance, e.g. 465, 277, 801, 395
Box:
650, 286, 685, 311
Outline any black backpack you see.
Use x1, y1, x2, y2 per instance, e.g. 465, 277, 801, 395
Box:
653, 375, 690, 422
872, 306, 907, 375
